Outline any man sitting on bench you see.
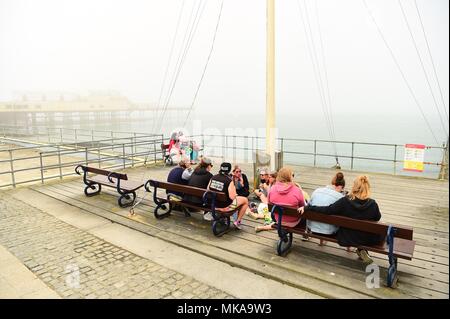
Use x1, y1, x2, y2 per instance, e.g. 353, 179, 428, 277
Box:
300, 175, 383, 264
207, 162, 249, 230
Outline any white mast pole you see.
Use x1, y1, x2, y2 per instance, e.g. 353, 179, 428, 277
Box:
266, 0, 276, 170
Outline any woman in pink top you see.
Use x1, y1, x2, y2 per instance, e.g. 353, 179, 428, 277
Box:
268, 167, 305, 227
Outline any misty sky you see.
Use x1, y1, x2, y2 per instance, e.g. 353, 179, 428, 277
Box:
0, 0, 448, 143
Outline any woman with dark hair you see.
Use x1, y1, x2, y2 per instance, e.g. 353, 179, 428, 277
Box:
183, 157, 214, 220
306, 172, 346, 245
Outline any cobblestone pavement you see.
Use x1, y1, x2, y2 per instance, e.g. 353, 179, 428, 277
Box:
0, 194, 234, 299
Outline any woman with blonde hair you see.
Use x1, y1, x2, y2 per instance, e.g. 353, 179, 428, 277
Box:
300, 175, 382, 264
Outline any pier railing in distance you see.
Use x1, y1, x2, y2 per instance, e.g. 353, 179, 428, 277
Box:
0, 124, 148, 145
0, 133, 164, 189
188, 134, 447, 180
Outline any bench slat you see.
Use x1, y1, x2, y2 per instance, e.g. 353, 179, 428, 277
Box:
274, 224, 415, 260
268, 204, 413, 241
88, 175, 143, 192
150, 181, 229, 202
83, 166, 128, 180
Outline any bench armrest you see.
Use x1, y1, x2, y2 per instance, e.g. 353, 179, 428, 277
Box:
75, 165, 86, 175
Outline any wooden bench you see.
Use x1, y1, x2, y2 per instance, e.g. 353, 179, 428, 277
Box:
75, 165, 144, 208
144, 179, 236, 236
268, 204, 415, 288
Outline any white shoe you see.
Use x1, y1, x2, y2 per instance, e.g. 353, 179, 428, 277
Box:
203, 212, 213, 221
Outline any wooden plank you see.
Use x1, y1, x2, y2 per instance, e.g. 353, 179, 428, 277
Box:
33, 182, 448, 298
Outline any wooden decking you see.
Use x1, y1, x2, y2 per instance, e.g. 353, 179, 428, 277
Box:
28, 162, 449, 299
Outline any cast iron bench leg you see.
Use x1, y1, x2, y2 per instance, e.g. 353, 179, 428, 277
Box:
386, 225, 399, 288
118, 191, 136, 208
212, 216, 231, 237
84, 183, 101, 197
277, 231, 293, 256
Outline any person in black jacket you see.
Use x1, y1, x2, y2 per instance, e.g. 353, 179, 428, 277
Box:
183, 157, 214, 220
231, 165, 250, 197
300, 175, 382, 264
166, 158, 191, 200
208, 163, 249, 230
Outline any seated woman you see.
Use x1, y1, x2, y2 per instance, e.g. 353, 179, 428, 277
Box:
232, 165, 250, 197
183, 157, 214, 220
208, 163, 249, 230
166, 158, 192, 201
248, 171, 277, 232
268, 167, 305, 228
301, 175, 382, 264
254, 168, 270, 201
306, 172, 346, 245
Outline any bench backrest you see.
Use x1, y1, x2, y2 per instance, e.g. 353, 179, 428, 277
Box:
148, 180, 229, 203
268, 204, 413, 240
82, 165, 128, 181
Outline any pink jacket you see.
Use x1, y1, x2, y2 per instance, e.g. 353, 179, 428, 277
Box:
268, 182, 305, 227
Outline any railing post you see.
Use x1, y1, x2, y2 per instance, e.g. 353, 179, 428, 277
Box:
74, 129, 78, 149
393, 145, 397, 175
91, 129, 94, 142
39, 152, 44, 184
202, 134, 205, 152
122, 144, 126, 168
222, 135, 226, 161
313, 140, 317, 167
439, 139, 448, 180
85, 147, 88, 166
153, 140, 157, 164
57, 146, 62, 179
47, 127, 51, 144
60, 128, 63, 144
131, 141, 135, 168
351, 142, 355, 170
111, 131, 114, 152
133, 133, 137, 156
233, 135, 236, 163
9, 150, 16, 188
252, 136, 255, 154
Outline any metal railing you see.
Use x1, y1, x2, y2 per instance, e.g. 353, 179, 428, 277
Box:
0, 128, 447, 190
0, 124, 148, 145
0, 134, 164, 189
189, 134, 447, 179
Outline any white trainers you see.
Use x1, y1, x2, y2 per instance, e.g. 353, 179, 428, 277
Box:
203, 212, 213, 221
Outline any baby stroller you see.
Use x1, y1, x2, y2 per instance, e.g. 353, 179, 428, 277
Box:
161, 143, 174, 166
